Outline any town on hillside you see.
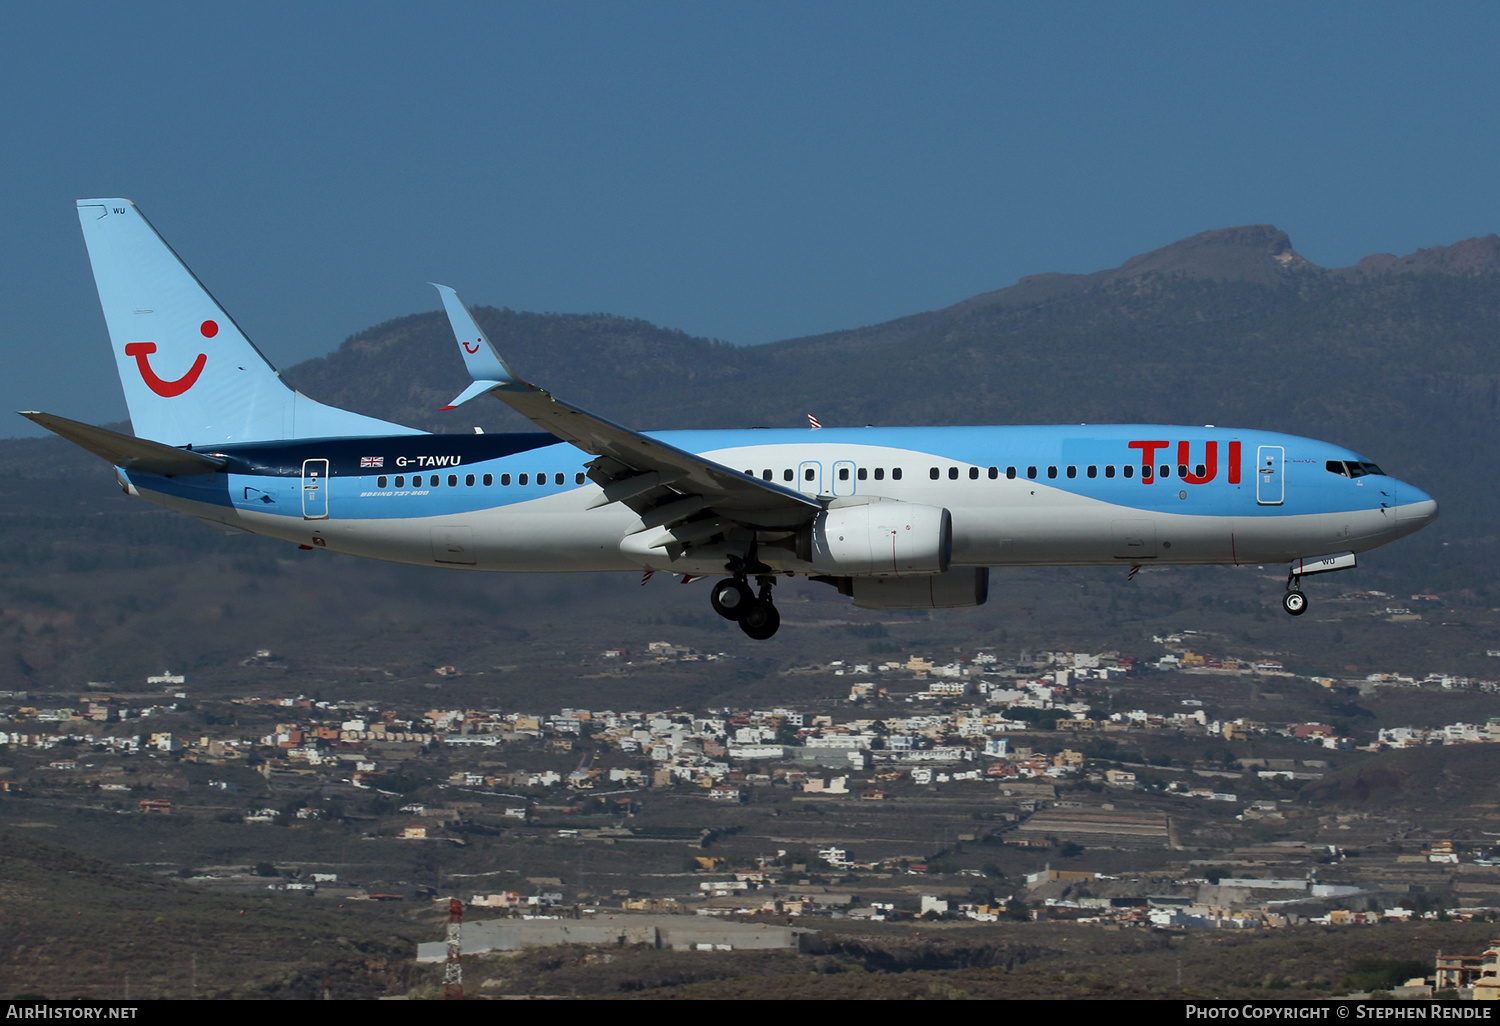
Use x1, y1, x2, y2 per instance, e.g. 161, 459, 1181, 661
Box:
7, 623, 1500, 960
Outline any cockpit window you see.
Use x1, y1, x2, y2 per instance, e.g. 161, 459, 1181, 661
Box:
1327, 459, 1385, 478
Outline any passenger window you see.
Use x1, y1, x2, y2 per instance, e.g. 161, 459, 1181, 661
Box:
839, 467, 850, 481
1086, 466, 1097, 478
501, 473, 511, 486
396, 475, 405, 487
783, 469, 793, 482
1123, 465, 1133, 479
892, 468, 903, 480
1047, 466, 1058, 479
948, 467, 958, 480
987, 466, 997, 479
576, 472, 585, 485
1195, 464, 1205, 478
804, 468, 814, 481
857, 468, 867, 481
930, 467, 940, 480
1006, 467, 1016, 480
377, 476, 387, 488
552, 473, 562, 485
1142, 466, 1152, 481
1105, 465, 1115, 478
519, 473, 528, 485
1160, 465, 1171, 479
1027, 466, 1037, 479
763, 470, 772, 480
1177, 464, 1187, 478
537, 473, 547, 486
874, 468, 885, 480
465, 474, 475, 487
483, 474, 493, 486
1066, 466, 1076, 479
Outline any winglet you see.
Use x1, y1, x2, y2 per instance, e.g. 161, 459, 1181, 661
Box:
431, 284, 526, 408
440, 380, 504, 410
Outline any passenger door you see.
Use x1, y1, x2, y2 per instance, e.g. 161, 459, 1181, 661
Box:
1256, 446, 1284, 505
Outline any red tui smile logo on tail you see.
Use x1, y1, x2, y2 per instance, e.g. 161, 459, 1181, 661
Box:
123, 320, 215, 397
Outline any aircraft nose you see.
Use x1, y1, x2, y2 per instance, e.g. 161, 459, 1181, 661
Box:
1396, 483, 1438, 530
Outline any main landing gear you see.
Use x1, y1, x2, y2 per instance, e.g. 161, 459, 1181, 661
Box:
710, 575, 780, 640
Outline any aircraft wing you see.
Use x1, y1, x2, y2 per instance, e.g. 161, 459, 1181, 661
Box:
432, 285, 821, 532
20, 411, 228, 476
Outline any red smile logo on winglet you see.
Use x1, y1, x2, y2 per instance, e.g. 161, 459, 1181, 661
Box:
123, 320, 214, 397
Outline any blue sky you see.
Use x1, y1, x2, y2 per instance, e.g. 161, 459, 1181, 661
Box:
5, 2, 1500, 434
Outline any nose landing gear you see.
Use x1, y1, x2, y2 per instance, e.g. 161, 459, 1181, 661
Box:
1283, 567, 1308, 616
710, 575, 780, 639
1282, 589, 1308, 616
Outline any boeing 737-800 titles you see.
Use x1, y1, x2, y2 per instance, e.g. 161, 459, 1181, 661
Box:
25, 199, 1439, 640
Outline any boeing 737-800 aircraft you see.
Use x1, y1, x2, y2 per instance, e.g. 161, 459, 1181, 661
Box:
25, 199, 1438, 640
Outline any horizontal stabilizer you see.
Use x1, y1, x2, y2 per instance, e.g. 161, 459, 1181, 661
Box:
19, 411, 227, 476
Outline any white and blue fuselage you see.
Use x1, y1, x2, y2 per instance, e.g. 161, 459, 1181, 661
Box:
122, 424, 1436, 575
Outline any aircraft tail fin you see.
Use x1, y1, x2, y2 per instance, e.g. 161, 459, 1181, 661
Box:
76, 199, 421, 446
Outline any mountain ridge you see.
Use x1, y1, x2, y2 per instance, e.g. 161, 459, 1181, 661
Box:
946, 225, 1500, 316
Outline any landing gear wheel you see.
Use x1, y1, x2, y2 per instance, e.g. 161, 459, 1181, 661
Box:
710, 578, 753, 621
1282, 590, 1308, 616
738, 599, 781, 640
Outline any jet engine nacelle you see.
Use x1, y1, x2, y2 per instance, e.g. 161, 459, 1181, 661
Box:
800, 501, 952, 576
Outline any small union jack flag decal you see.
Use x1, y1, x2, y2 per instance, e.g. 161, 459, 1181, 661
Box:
360, 456, 384, 468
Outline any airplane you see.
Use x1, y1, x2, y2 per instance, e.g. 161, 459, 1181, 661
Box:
24, 199, 1439, 641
